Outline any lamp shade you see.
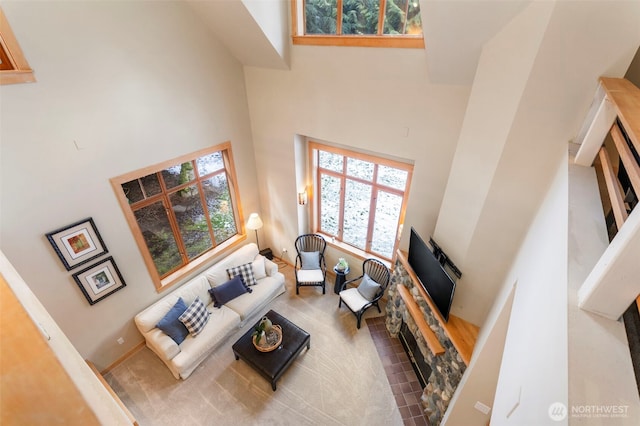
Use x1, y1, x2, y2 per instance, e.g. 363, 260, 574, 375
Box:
246, 213, 263, 230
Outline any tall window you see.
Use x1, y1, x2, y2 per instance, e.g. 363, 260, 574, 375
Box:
310, 142, 413, 260
292, 0, 425, 48
111, 143, 243, 291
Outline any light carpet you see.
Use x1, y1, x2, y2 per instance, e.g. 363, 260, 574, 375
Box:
105, 266, 402, 426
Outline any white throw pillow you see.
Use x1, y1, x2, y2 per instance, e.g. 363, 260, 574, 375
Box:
252, 255, 267, 280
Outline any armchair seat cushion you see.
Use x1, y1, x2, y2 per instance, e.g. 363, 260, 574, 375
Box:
296, 268, 324, 283
339, 287, 370, 312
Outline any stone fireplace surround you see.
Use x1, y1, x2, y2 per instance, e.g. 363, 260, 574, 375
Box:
385, 253, 478, 425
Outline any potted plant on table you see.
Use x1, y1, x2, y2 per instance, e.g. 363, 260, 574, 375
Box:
252, 316, 273, 346
336, 257, 349, 272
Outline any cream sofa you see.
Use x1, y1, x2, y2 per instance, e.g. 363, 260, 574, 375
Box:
134, 243, 285, 379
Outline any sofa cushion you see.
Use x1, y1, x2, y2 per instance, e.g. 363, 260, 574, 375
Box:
145, 328, 181, 362
179, 296, 210, 337
300, 251, 320, 269
171, 306, 241, 379
224, 275, 284, 321
208, 275, 251, 308
156, 298, 190, 345
226, 263, 257, 286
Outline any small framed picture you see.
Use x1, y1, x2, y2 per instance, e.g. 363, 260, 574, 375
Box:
46, 218, 108, 271
72, 257, 126, 305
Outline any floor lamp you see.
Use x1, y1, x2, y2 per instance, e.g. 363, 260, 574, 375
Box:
246, 213, 263, 250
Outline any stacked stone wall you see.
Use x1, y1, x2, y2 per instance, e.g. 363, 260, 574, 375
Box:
385, 261, 466, 425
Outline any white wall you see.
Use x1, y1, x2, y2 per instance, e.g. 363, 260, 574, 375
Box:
490, 150, 568, 425
244, 45, 471, 269
434, 0, 554, 283
0, 1, 259, 369
442, 282, 516, 425
567, 144, 640, 424
420, 0, 530, 86
435, 0, 640, 326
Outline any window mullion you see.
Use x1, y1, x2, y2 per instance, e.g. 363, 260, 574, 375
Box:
164, 197, 189, 269
339, 154, 348, 239
315, 157, 322, 233
336, 0, 343, 35
402, 0, 410, 34
366, 166, 380, 252
158, 172, 189, 267
197, 179, 217, 247
191, 158, 217, 247
338, 175, 346, 240
221, 150, 241, 231
377, 0, 387, 35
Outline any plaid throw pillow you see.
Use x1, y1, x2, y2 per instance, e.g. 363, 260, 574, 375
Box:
178, 296, 210, 337
226, 262, 257, 286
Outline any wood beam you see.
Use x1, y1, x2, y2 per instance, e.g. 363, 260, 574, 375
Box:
600, 77, 640, 155
610, 122, 640, 199
598, 146, 628, 229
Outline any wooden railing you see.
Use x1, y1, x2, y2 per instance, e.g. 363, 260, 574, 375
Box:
596, 78, 640, 238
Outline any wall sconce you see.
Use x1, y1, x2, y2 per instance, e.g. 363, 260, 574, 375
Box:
298, 188, 308, 205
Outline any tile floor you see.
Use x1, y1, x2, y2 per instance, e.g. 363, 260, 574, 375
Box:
366, 316, 430, 426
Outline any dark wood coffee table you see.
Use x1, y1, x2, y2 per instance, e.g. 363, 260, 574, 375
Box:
232, 310, 310, 391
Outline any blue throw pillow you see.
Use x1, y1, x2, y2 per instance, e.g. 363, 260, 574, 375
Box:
209, 275, 252, 308
156, 298, 189, 345
357, 274, 381, 302
300, 251, 320, 270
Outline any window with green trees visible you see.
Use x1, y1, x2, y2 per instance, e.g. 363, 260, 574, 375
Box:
309, 141, 413, 260
111, 143, 243, 290
304, 0, 422, 36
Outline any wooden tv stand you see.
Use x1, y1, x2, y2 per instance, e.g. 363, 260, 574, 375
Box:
395, 250, 478, 366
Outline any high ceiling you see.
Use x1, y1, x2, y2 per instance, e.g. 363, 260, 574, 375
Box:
187, 0, 531, 85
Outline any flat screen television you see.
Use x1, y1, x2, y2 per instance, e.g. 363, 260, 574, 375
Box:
407, 227, 461, 322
